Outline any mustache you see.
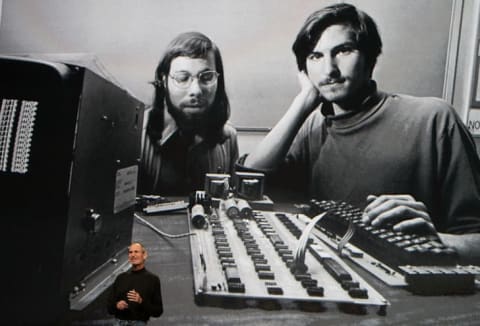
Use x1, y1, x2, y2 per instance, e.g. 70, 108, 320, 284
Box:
182, 97, 208, 107
319, 77, 345, 86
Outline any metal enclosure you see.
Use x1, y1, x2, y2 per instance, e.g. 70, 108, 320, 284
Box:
0, 56, 144, 324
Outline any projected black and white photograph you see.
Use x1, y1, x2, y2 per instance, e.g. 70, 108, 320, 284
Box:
1, 1, 480, 325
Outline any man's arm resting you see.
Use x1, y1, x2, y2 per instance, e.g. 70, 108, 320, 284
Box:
439, 233, 480, 265
244, 72, 320, 170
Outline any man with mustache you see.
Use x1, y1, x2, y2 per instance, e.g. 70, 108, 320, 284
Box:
140, 32, 238, 195
242, 3, 480, 262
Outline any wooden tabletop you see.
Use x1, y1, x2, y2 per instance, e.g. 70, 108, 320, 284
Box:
71, 207, 480, 325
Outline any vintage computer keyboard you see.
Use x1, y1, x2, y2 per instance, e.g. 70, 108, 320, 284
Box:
303, 199, 480, 294
305, 199, 458, 268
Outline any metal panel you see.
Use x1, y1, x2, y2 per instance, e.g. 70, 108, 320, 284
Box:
0, 55, 144, 324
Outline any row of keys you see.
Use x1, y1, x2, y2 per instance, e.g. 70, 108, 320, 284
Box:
307, 200, 458, 270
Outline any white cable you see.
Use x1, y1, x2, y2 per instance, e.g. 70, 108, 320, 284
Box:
293, 212, 327, 273
337, 218, 356, 256
134, 213, 195, 239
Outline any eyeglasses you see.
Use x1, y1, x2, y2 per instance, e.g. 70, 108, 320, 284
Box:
168, 70, 219, 89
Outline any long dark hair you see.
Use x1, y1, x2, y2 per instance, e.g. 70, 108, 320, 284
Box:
147, 31, 230, 143
292, 3, 382, 75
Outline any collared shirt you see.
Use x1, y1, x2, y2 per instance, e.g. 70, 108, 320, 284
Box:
139, 109, 238, 195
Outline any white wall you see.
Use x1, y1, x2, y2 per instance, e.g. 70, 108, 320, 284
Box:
0, 0, 454, 134
447, 0, 480, 154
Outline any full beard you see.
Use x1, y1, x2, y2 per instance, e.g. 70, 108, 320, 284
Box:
167, 102, 209, 134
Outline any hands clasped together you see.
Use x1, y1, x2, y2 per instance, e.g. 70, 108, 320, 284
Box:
116, 289, 143, 310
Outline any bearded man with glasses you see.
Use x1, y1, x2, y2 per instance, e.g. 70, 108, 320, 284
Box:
139, 32, 238, 195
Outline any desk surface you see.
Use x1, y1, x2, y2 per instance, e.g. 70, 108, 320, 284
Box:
71, 205, 480, 326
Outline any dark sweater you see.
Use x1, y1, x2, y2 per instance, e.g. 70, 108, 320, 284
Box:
238, 88, 480, 234
107, 268, 163, 322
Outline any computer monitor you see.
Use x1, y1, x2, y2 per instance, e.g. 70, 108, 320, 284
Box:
0, 55, 144, 324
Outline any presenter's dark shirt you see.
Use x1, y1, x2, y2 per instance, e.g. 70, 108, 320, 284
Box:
107, 268, 163, 322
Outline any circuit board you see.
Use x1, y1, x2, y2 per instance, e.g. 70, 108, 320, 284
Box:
189, 202, 389, 311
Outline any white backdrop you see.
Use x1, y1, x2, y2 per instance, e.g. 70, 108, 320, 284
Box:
0, 0, 454, 129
